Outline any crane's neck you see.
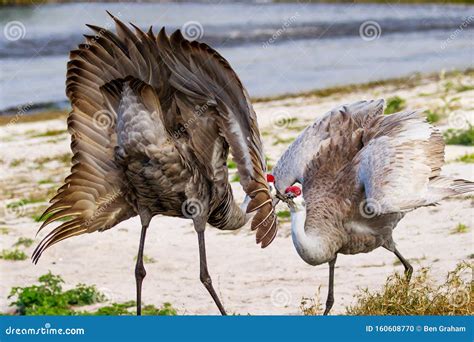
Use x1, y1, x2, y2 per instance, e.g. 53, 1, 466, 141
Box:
290, 203, 333, 266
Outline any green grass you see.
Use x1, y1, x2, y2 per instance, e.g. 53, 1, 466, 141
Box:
444, 126, 474, 146
38, 179, 55, 185
92, 301, 176, 316
231, 174, 240, 183
7, 272, 105, 315
31, 129, 67, 138
0, 249, 28, 261
455, 153, 474, 163
451, 223, 469, 234
227, 160, 237, 169
276, 210, 291, 221
265, 155, 274, 171
10, 159, 25, 167
133, 255, 156, 264
272, 136, 295, 146
7, 198, 44, 208
384, 96, 406, 115
34, 153, 72, 165
424, 110, 441, 124
345, 263, 472, 315
13, 237, 34, 248
32, 212, 71, 223
6, 272, 177, 316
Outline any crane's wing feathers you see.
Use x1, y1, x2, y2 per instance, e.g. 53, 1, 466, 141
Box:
355, 110, 474, 213
34, 14, 276, 262
156, 29, 276, 247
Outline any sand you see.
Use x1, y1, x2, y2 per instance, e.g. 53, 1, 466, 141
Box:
0, 71, 473, 315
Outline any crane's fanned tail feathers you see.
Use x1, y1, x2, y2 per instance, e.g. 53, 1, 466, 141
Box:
34, 14, 276, 262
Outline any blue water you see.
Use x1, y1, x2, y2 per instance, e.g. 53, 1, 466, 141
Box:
0, 1, 472, 113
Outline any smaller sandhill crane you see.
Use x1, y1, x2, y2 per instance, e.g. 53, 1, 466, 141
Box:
32, 13, 277, 315
270, 100, 474, 315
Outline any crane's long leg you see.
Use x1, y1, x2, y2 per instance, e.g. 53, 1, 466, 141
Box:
194, 218, 227, 315
394, 247, 413, 282
323, 256, 337, 315
135, 217, 150, 316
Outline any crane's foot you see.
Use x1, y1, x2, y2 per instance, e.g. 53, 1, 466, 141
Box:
135, 262, 147, 316
394, 248, 413, 283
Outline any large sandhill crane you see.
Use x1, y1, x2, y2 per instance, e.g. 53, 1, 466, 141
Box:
269, 100, 474, 315
32, 14, 277, 315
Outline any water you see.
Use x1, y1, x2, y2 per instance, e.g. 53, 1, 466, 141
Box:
0, 1, 473, 113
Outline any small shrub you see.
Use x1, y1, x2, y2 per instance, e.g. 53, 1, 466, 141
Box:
444, 126, 474, 146
8, 272, 105, 315
6, 272, 178, 316
231, 174, 240, 183
346, 263, 472, 315
14, 237, 34, 248
384, 96, 406, 115
0, 227, 10, 235
0, 249, 28, 261
227, 160, 237, 169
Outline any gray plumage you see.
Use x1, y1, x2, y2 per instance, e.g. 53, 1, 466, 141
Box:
273, 99, 474, 314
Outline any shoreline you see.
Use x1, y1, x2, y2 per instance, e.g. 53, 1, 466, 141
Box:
1, 68, 472, 126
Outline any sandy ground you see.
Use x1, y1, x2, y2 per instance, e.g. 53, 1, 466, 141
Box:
0, 71, 473, 315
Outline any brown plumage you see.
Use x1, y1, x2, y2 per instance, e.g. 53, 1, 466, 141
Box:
32, 13, 277, 315
272, 99, 474, 315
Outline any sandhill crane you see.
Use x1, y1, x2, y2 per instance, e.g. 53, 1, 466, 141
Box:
269, 99, 474, 315
32, 13, 277, 315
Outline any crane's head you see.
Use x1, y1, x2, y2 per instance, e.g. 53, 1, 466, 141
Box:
266, 173, 302, 208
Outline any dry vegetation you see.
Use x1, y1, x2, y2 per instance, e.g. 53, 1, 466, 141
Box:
301, 263, 473, 315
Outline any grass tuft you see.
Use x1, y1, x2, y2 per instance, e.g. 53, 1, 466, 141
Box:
92, 301, 176, 316
384, 96, 406, 115
455, 153, 474, 163
300, 289, 323, 315
451, 223, 469, 234
133, 254, 156, 264
0, 249, 28, 261
444, 126, 474, 146
13, 237, 34, 248
424, 110, 441, 124
31, 129, 67, 138
276, 210, 291, 221
346, 263, 472, 315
